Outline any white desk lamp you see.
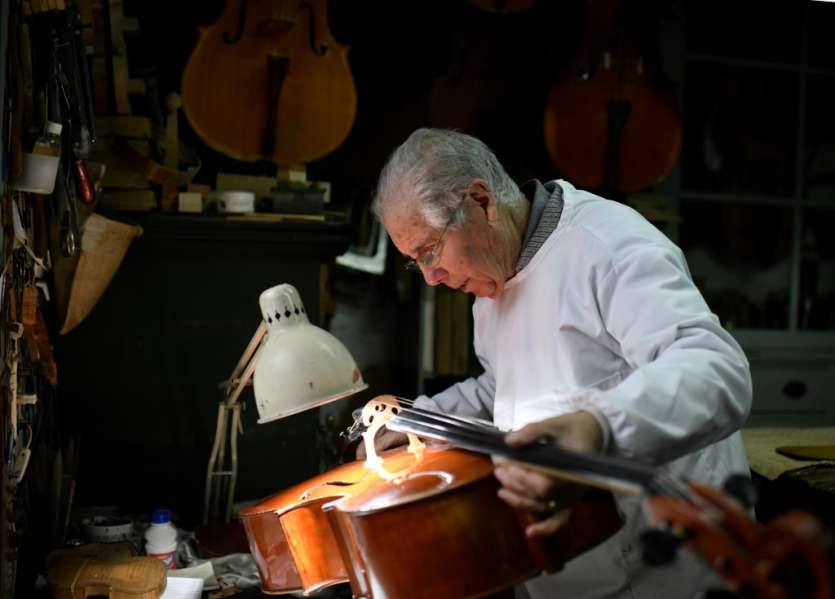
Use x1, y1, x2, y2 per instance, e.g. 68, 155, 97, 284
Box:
203, 284, 367, 523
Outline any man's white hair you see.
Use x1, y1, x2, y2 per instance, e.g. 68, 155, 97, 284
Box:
372, 128, 524, 230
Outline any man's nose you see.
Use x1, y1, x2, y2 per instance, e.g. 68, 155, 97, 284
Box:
422, 265, 448, 286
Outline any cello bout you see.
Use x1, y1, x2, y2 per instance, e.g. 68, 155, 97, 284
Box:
181, 0, 357, 164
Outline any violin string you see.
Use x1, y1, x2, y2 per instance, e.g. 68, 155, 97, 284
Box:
385, 396, 710, 509
391, 396, 417, 406
390, 402, 656, 491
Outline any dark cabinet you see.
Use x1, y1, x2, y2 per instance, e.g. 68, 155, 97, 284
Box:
56, 215, 352, 526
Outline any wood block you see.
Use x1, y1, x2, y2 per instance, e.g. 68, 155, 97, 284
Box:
178, 192, 204, 214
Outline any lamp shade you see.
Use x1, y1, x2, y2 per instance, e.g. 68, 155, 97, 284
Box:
252, 284, 367, 423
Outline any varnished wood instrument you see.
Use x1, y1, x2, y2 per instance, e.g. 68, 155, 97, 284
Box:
241, 446, 620, 598
543, 0, 681, 194
181, 0, 356, 166
242, 399, 833, 599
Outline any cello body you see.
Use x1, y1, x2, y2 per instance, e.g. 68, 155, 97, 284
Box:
181, 0, 356, 164
542, 0, 681, 193
240, 446, 622, 598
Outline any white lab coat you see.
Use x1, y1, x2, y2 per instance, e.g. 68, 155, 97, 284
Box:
418, 180, 752, 598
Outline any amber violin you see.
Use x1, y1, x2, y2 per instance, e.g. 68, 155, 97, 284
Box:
181, 0, 356, 165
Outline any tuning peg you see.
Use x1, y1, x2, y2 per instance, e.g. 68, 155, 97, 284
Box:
640, 528, 682, 566
722, 474, 757, 510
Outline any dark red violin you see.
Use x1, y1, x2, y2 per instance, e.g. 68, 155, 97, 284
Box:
543, 0, 681, 194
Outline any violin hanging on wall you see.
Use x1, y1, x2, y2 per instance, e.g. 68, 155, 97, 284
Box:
180, 0, 357, 165
542, 0, 681, 194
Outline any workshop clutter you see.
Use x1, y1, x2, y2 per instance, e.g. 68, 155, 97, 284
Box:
40, 506, 262, 598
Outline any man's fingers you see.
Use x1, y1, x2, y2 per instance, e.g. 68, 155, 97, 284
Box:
504, 423, 546, 447
377, 430, 407, 450
506, 412, 604, 453
497, 485, 573, 537
355, 428, 408, 460
494, 465, 556, 500
497, 488, 554, 513
525, 508, 572, 538
356, 441, 367, 459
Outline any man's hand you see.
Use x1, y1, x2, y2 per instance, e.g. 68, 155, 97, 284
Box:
494, 410, 604, 538
355, 428, 409, 459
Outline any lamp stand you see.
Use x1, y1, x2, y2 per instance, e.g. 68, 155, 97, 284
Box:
203, 321, 267, 524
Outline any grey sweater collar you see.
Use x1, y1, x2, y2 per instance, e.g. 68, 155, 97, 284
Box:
516, 180, 564, 273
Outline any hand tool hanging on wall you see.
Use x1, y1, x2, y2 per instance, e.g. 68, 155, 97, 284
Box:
45, 10, 85, 254
52, 6, 98, 203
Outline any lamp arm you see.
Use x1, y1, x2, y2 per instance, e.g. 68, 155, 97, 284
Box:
224, 320, 268, 408
205, 319, 267, 523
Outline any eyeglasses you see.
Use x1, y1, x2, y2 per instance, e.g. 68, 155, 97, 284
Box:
404, 209, 457, 272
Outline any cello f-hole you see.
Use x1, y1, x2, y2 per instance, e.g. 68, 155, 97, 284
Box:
223, 0, 251, 44
299, 1, 327, 56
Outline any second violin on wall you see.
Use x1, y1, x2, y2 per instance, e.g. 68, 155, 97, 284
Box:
181, 0, 357, 165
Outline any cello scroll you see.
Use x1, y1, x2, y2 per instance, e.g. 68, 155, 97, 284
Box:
644, 481, 833, 599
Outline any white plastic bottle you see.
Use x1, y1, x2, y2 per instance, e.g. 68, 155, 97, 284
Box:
144, 509, 178, 569
11, 121, 63, 194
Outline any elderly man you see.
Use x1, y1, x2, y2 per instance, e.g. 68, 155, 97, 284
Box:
367, 128, 752, 598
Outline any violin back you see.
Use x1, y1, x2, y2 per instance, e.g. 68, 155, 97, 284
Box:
181, 0, 356, 164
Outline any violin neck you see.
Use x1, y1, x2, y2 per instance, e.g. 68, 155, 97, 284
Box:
388, 405, 658, 496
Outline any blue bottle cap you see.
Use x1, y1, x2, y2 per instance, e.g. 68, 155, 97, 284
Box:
151, 509, 172, 524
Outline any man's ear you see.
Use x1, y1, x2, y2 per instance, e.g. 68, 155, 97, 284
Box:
468, 179, 498, 225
